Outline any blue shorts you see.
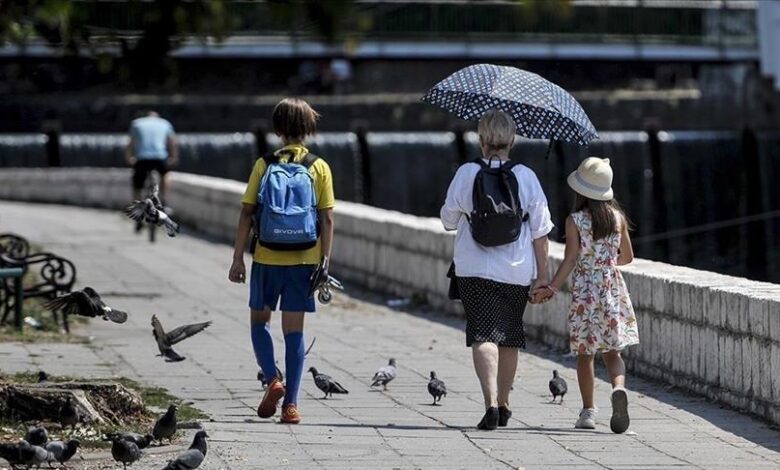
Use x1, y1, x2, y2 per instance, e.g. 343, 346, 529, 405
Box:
249, 263, 317, 312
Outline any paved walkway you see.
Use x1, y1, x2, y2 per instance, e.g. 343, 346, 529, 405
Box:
2, 201, 780, 470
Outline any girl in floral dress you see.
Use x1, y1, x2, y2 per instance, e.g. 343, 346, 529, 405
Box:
539, 157, 639, 434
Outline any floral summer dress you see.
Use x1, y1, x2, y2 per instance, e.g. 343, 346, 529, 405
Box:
568, 210, 639, 354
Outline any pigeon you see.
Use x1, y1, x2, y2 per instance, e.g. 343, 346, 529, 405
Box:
37, 371, 49, 383
24, 427, 48, 447
58, 396, 79, 430
549, 370, 568, 404
45, 439, 80, 465
257, 337, 317, 386
152, 315, 212, 362
20, 441, 51, 468
110, 437, 142, 470
370, 358, 397, 390
124, 184, 180, 237
427, 371, 447, 405
162, 430, 209, 470
103, 432, 154, 450
308, 367, 349, 399
152, 404, 178, 444
43, 287, 128, 323
0, 441, 26, 468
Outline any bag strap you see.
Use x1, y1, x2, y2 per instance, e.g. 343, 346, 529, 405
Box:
301, 152, 319, 169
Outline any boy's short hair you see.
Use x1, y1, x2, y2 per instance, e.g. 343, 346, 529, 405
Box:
272, 98, 320, 140
478, 109, 516, 151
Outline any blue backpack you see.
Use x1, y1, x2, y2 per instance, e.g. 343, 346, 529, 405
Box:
255, 151, 320, 251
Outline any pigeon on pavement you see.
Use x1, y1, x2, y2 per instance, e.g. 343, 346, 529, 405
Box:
152, 315, 211, 362
24, 427, 48, 447
44, 287, 128, 323
59, 396, 79, 430
124, 184, 180, 237
152, 404, 178, 444
371, 358, 397, 390
427, 371, 447, 405
103, 432, 154, 450
20, 441, 51, 468
0, 441, 26, 468
45, 439, 80, 465
308, 367, 349, 399
549, 370, 568, 404
162, 430, 209, 470
110, 437, 142, 470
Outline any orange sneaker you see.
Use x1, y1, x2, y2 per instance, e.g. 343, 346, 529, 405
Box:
280, 404, 301, 424
257, 378, 285, 418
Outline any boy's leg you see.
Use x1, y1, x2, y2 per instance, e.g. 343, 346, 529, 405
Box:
472, 342, 499, 409
601, 351, 626, 388
496, 346, 518, 408
281, 312, 306, 407
577, 353, 596, 409
250, 308, 276, 382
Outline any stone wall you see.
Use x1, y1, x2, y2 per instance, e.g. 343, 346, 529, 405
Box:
1, 167, 779, 425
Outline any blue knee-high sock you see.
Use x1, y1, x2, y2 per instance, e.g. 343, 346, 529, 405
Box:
251, 323, 277, 384
283, 332, 305, 406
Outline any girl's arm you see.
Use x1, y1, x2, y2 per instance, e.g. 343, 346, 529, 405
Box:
617, 216, 634, 265
229, 203, 256, 283
319, 208, 335, 268
548, 216, 580, 291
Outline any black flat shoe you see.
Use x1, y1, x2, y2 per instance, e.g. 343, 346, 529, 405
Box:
498, 406, 512, 427
477, 407, 499, 430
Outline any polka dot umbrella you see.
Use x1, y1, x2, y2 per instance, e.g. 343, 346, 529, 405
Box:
421, 64, 598, 145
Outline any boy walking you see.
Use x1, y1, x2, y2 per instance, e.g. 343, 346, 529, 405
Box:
228, 98, 335, 424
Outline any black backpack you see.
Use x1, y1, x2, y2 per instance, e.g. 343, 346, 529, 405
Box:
468, 157, 528, 247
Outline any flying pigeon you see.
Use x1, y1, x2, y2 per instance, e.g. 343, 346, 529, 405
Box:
124, 184, 180, 237
163, 430, 209, 470
59, 396, 79, 430
152, 404, 178, 445
152, 315, 211, 362
37, 371, 49, 383
427, 371, 447, 405
257, 337, 316, 386
110, 437, 142, 470
43, 287, 128, 323
549, 370, 568, 404
24, 427, 48, 447
103, 432, 154, 450
370, 358, 397, 390
0, 441, 26, 468
308, 367, 349, 399
45, 439, 80, 465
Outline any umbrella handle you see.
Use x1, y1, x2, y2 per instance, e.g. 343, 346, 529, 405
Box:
545, 138, 554, 160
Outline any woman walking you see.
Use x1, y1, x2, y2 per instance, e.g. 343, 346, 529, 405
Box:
538, 157, 639, 433
440, 109, 554, 430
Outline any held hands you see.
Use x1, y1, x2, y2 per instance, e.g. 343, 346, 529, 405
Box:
228, 258, 246, 283
530, 280, 555, 304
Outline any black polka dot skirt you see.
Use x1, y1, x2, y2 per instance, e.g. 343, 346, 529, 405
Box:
457, 277, 530, 348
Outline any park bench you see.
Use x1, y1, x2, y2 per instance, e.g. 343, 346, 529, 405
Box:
0, 233, 77, 332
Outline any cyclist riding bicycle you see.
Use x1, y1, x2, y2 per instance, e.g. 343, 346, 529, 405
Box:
126, 110, 179, 209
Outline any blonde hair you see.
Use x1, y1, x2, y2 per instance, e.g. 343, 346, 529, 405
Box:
478, 109, 516, 153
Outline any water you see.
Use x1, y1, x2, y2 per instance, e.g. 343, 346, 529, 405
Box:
0, 130, 778, 283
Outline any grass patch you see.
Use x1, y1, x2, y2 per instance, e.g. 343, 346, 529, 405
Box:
0, 372, 208, 448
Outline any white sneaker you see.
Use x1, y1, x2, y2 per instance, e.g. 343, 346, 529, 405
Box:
575, 408, 597, 429
610, 387, 630, 434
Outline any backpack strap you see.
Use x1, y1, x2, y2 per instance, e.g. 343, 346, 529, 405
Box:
301, 152, 319, 169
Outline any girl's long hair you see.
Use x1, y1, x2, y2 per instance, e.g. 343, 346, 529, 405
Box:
572, 193, 628, 240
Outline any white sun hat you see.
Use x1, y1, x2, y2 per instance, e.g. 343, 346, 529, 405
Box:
567, 157, 614, 201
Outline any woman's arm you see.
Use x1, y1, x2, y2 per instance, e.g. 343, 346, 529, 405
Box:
319, 208, 335, 267
548, 216, 580, 291
617, 216, 634, 266
229, 203, 256, 283
440, 166, 467, 230
530, 235, 550, 303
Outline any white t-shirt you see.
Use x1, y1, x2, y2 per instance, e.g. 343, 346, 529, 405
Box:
440, 159, 554, 286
